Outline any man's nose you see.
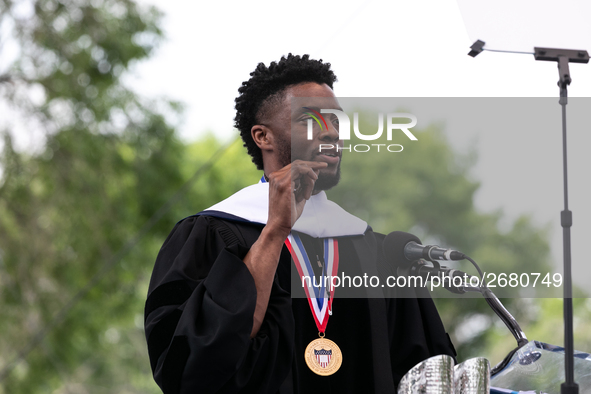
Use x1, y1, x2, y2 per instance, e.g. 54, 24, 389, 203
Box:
319, 121, 339, 141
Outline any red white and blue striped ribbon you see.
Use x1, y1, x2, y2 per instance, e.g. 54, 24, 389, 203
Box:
285, 233, 339, 333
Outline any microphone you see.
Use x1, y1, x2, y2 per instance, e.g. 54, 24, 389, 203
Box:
384, 231, 465, 262
383, 231, 471, 294
383, 232, 529, 348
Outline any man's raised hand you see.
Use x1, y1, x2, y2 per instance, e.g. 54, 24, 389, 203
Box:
266, 160, 328, 236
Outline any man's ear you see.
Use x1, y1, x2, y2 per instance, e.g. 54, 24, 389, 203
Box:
251, 125, 274, 152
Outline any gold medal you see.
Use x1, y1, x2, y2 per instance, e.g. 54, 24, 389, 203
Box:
287, 234, 342, 376
304, 335, 342, 376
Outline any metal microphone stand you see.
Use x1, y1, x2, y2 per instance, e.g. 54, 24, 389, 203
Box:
533, 47, 588, 394
470, 42, 589, 394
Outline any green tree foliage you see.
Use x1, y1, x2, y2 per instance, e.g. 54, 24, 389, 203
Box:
179, 135, 262, 220
0, 0, 188, 392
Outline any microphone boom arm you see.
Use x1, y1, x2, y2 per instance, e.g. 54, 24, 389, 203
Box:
480, 287, 528, 347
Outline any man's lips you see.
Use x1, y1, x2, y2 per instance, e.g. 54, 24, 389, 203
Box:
316, 149, 341, 164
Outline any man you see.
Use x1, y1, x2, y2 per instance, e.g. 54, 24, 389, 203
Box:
144, 54, 455, 393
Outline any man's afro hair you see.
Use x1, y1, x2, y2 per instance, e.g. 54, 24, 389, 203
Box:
234, 54, 337, 170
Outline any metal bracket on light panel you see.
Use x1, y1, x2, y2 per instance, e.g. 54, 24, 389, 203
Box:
468, 40, 486, 57
533, 47, 589, 87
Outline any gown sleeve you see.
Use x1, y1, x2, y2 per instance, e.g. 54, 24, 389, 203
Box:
144, 216, 294, 394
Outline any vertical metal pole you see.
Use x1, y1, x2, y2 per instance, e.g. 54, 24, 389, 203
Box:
559, 75, 578, 394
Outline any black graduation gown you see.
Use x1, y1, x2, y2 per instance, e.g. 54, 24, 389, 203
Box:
144, 215, 456, 394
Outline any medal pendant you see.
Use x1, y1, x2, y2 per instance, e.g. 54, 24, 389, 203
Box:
304, 337, 342, 376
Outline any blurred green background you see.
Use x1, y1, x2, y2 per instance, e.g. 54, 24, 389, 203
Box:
1, 0, 590, 392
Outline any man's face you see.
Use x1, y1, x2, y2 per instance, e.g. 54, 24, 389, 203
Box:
272, 82, 343, 191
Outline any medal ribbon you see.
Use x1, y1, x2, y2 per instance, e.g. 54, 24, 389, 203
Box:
285, 233, 339, 333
